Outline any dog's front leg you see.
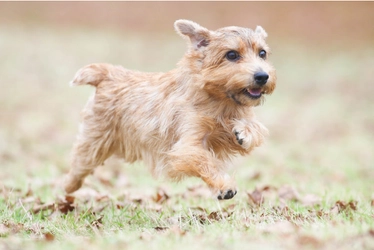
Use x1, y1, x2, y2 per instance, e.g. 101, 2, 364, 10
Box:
232, 118, 269, 152
166, 142, 237, 200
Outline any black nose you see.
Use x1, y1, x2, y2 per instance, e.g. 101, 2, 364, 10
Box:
254, 72, 269, 85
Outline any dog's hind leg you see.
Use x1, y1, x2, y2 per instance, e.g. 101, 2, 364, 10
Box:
64, 101, 117, 193
64, 127, 115, 193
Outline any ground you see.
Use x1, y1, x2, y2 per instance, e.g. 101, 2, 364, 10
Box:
0, 5, 374, 249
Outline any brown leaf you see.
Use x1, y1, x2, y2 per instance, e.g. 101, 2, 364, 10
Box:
44, 232, 55, 241
371, 200, 374, 207
208, 211, 222, 221
330, 200, 357, 214
196, 214, 208, 224
154, 226, 168, 232
348, 200, 357, 210
260, 185, 276, 192
65, 195, 75, 204
57, 196, 75, 214
91, 216, 103, 228
24, 185, 33, 197
208, 210, 232, 221
153, 188, 169, 204
278, 186, 300, 201
247, 188, 264, 206
248, 171, 261, 180
369, 229, 374, 237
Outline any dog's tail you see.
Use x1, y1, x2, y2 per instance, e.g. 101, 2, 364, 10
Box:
70, 63, 112, 87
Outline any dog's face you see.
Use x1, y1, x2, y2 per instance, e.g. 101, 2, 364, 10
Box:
175, 20, 276, 107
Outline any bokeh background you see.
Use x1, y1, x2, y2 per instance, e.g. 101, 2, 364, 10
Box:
0, 2, 373, 199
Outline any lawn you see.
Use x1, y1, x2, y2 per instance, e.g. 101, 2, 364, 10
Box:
0, 22, 373, 250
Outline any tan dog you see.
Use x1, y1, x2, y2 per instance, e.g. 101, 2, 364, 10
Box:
64, 20, 276, 200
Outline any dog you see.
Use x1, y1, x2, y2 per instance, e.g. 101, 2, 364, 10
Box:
64, 19, 276, 200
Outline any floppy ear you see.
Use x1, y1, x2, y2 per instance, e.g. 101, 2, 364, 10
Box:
174, 19, 210, 50
255, 26, 268, 39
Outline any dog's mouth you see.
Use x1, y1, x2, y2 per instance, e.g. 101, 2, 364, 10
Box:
244, 87, 263, 99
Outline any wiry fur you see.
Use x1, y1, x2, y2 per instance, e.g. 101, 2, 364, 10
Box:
64, 19, 276, 200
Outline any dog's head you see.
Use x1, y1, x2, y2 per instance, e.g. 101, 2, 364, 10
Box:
175, 19, 276, 107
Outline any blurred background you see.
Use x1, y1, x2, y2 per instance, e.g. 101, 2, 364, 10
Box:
0, 2, 373, 198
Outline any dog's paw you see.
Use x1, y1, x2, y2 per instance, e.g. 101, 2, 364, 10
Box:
234, 129, 252, 150
217, 189, 237, 200
233, 120, 268, 150
207, 174, 237, 200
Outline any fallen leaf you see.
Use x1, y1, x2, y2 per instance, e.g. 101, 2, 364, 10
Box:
260, 185, 276, 192
369, 229, 374, 237
208, 211, 222, 221
248, 171, 261, 180
208, 210, 232, 221
91, 216, 103, 228
247, 188, 264, 206
331, 200, 357, 214
24, 185, 33, 197
153, 188, 169, 204
44, 232, 55, 241
57, 196, 75, 214
154, 226, 168, 231
65, 195, 75, 204
278, 185, 300, 201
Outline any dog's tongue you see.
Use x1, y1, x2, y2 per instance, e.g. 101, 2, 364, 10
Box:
248, 88, 262, 96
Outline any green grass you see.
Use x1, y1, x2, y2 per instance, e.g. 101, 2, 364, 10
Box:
0, 24, 374, 250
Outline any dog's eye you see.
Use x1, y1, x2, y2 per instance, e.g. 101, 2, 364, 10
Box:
259, 50, 267, 59
226, 51, 240, 61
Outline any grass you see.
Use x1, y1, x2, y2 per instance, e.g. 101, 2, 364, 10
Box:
0, 24, 374, 250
